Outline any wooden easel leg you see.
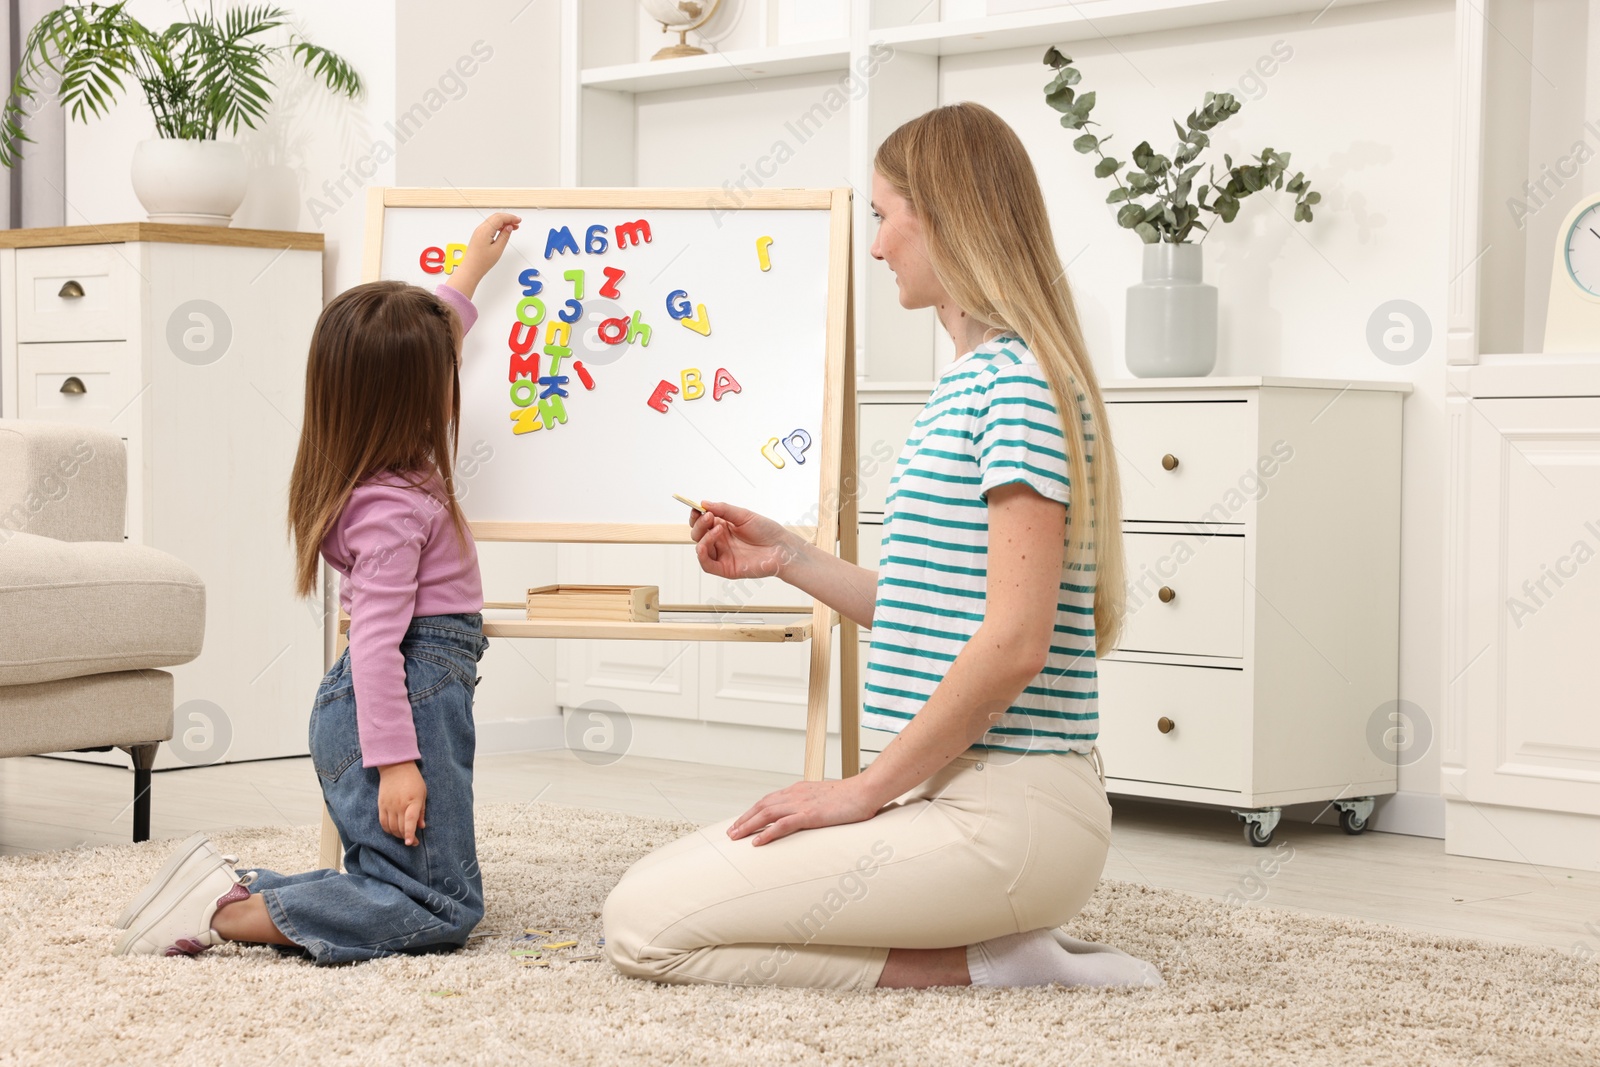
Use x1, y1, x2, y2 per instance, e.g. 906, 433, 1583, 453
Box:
837, 331, 861, 778
318, 806, 343, 871
802, 603, 834, 781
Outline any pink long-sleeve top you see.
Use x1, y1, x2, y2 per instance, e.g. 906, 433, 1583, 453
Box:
319, 284, 484, 767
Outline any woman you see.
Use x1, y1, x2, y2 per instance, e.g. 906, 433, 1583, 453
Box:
602, 103, 1160, 990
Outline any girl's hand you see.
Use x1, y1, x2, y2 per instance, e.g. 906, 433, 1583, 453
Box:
728, 778, 884, 846
690, 501, 802, 581
377, 760, 428, 846
445, 212, 522, 299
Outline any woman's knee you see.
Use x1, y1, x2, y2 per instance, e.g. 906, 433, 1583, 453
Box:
601, 870, 676, 981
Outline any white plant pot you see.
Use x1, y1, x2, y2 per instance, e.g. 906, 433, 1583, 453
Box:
130, 139, 248, 226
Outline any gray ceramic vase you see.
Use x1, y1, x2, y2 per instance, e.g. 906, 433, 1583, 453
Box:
1124, 241, 1217, 377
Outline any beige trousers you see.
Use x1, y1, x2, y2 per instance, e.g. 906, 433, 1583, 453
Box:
602, 747, 1112, 989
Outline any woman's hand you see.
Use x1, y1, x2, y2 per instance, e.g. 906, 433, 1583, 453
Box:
727, 777, 885, 846
377, 760, 428, 846
690, 501, 803, 581
445, 212, 522, 300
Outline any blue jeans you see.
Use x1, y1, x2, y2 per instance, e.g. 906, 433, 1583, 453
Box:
246, 613, 490, 965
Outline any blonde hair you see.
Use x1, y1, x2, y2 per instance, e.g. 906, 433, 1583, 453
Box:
875, 102, 1126, 656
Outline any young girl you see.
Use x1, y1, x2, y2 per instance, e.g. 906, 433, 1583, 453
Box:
112, 212, 522, 963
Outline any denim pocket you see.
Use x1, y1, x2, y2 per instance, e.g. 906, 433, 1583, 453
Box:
310, 690, 363, 785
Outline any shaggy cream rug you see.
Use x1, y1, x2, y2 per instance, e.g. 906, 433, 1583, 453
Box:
0, 803, 1593, 1067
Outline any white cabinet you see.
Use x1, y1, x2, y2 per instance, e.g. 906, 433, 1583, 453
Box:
1096, 377, 1409, 841
1443, 356, 1600, 872
0, 226, 327, 768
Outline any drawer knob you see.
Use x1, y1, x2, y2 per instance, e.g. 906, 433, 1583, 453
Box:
59, 376, 87, 395
1157, 716, 1175, 734
1161, 453, 1179, 471
58, 280, 86, 299
1158, 585, 1175, 603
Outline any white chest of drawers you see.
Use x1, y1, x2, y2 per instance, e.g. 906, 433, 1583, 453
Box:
1096, 377, 1410, 844
0, 225, 327, 768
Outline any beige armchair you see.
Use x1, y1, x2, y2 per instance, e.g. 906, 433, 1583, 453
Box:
0, 420, 205, 841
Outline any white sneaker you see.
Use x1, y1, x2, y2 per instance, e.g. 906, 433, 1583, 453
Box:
114, 832, 240, 929
114, 840, 257, 957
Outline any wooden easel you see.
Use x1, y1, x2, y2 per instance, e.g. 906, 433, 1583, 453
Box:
318, 188, 859, 870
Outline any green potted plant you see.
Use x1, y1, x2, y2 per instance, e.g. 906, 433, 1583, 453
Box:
2, 2, 362, 226
1043, 47, 1320, 377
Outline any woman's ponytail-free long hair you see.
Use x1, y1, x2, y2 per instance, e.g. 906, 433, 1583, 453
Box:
875, 102, 1127, 656
287, 280, 470, 599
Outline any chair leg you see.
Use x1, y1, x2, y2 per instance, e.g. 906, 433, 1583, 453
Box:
127, 742, 158, 843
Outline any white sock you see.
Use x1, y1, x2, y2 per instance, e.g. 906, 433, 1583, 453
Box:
966, 928, 1164, 988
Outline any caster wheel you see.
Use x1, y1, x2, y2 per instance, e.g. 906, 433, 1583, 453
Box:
1244, 822, 1274, 847
1340, 809, 1368, 835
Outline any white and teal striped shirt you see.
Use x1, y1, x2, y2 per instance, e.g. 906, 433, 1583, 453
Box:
862, 334, 1098, 755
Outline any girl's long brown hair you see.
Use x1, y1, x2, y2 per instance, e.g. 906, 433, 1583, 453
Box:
875, 102, 1127, 656
288, 280, 470, 598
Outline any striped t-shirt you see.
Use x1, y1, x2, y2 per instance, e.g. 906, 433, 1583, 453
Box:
862, 334, 1098, 755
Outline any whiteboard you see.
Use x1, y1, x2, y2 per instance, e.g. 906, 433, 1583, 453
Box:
368, 190, 849, 536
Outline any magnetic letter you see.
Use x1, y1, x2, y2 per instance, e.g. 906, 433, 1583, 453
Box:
509, 378, 537, 408
712, 368, 741, 401
510, 407, 542, 435
647, 379, 679, 413
544, 226, 580, 259
564, 269, 585, 299
443, 243, 466, 275
584, 225, 609, 254
537, 395, 568, 427
666, 290, 692, 320
545, 322, 572, 349
574, 360, 596, 390
680, 368, 704, 401
599, 266, 624, 299
508, 351, 539, 382
615, 218, 652, 248
508, 321, 537, 355
559, 298, 583, 323
598, 316, 629, 345
518, 267, 543, 296
516, 297, 546, 327
679, 303, 711, 336
538, 375, 570, 399
626, 310, 652, 346
782, 429, 812, 464
760, 437, 787, 469
756, 235, 773, 271
420, 246, 445, 274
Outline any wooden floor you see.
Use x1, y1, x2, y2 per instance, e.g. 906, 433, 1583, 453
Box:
6, 750, 1598, 955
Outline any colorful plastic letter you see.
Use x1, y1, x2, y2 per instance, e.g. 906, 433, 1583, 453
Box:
564, 269, 585, 299
516, 296, 546, 327
538, 375, 570, 399
599, 266, 624, 299
559, 298, 583, 323
420, 246, 445, 274
508, 322, 537, 356
615, 219, 652, 248
508, 352, 539, 382
712, 368, 741, 401
518, 267, 543, 296
680, 368, 704, 401
574, 360, 596, 390
647, 379, 679, 413
782, 429, 813, 465
545, 322, 572, 349
584, 225, 609, 254
510, 407, 542, 434
545, 226, 580, 259
509, 378, 537, 408
443, 243, 466, 275
680, 303, 711, 336
666, 290, 692, 320
546, 348, 567, 377
626, 310, 652, 346
537, 395, 568, 427
756, 236, 773, 271
760, 438, 787, 469
598, 316, 628, 345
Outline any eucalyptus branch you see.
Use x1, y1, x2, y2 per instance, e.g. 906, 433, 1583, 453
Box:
1043, 47, 1320, 245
